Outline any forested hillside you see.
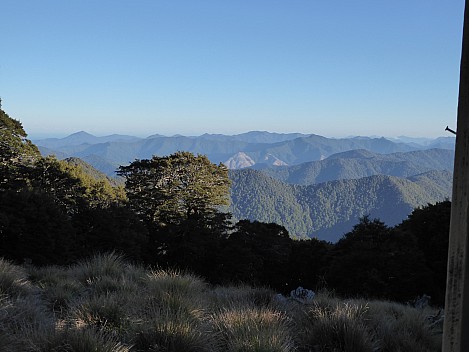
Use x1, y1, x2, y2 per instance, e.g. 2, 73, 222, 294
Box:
229, 169, 452, 241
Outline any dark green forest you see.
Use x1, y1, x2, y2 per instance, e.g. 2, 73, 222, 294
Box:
0, 109, 451, 305
229, 168, 452, 241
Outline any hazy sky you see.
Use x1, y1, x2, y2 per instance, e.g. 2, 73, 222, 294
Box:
1, 1, 465, 138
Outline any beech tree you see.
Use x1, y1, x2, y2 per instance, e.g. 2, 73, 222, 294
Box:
118, 151, 231, 226
1, 109, 40, 191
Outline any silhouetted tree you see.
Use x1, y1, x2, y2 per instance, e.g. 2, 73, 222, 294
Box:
0, 191, 75, 265
72, 205, 148, 260
396, 201, 451, 305
286, 238, 331, 293
118, 152, 231, 227
219, 220, 293, 290
326, 216, 434, 302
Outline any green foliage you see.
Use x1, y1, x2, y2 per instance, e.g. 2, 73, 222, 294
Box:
229, 169, 312, 237
118, 151, 231, 226
29, 156, 126, 212
0, 108, 40, 164
0, 109, 40, 192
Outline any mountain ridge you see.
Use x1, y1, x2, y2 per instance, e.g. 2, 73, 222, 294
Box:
229, 169, 452, 242
34, 131, 455, 175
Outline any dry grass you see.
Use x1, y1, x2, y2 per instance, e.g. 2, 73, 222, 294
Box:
0, 254, 443, 352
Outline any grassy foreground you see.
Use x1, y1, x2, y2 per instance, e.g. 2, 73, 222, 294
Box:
0, 253, 443, 351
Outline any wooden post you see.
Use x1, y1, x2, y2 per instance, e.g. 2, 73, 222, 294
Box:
443, 1, 469, 351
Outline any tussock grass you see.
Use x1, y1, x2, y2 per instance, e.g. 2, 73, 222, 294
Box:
29, 328, 131, 352
0, 258, 31, 296
209, 285, 275, 310
0, 253, 444, 352
131, 305, 217, 352
367, 300, 442, 351
212, 306, 294, 352
302, 301, 378, 352
70, 252, 130, 285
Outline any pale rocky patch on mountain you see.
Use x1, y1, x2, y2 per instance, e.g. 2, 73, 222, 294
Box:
263, 153, 288, 166
224, 152, 256, 169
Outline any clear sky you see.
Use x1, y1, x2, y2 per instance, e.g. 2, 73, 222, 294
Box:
0, 1, 465, 138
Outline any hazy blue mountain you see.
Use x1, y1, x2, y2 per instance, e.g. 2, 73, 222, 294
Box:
38, 145, 69, 159
35, 131, 453, 176
33, 131, 142, 149
255, 148, 454, 185
427, 137, 456, 150
80, 154, 122, 178
217, 131, 310, 143
389, 136, 455, 149
229, 169, 452, 242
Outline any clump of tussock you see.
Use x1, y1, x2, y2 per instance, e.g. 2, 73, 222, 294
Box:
29, 327, 131, 352
70, 252, 129, 286
367, 300, 442, 351
0, 296, 19, 352
131, 304, 218, 352
145, 268, 207, 296
131, 269, 219, 351
302, 300, 378, 352
296, 292, 442, 352
72, 292, 132, 335
142, 269, 207, 315
212, 306, 295, 352
29, 266, 85, 315
209, 285, 275, 311
0, 258, 31, 296
0, 292, 55, 351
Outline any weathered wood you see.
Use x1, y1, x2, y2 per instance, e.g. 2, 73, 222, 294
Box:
442, 1, 469, 351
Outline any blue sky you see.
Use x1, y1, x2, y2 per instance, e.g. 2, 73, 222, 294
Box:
0, 1, 465, 138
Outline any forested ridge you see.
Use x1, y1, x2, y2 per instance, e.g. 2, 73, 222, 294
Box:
0, 109, 452, 305
229, 168, 452, 241
256, 148, 454, 185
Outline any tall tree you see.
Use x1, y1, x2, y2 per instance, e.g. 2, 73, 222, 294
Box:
0, 108, 39, 164
0, 109, 40, 190
118, 151, 231, 227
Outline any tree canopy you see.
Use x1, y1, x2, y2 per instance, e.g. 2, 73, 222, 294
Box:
118, 151, 231, 226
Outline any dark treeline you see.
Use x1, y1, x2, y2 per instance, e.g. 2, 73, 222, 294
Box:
0, 108, 450, 305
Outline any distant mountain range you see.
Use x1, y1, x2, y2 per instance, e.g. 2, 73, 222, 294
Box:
35, 131, 454, 241
35, 131, 455, 175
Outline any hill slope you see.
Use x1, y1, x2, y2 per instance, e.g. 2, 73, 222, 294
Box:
255, 148, 454, 185
229, 169, 452, 242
